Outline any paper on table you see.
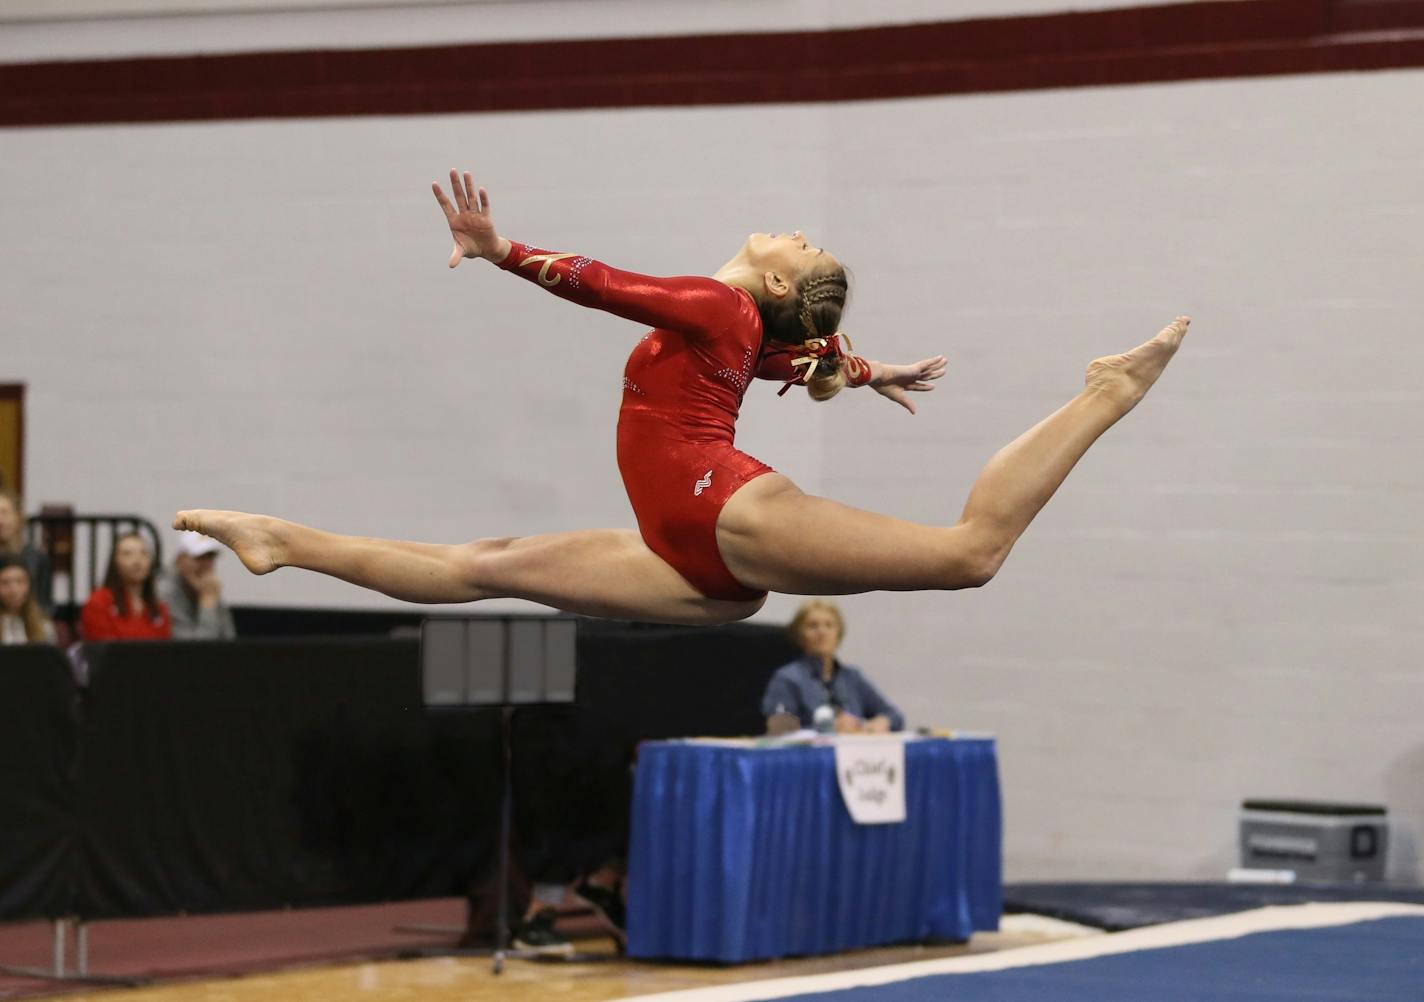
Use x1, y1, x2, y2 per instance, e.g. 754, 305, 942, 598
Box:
834, 738, 907, 824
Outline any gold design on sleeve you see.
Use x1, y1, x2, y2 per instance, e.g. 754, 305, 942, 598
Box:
518, 252, 578, 287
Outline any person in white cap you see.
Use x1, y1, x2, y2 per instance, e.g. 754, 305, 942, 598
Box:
158, 530, 237, 640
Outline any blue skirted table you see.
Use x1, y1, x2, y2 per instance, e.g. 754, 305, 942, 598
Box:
626, 736, 1001, 962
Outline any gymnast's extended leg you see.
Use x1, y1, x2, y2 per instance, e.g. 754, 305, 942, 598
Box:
177, 317, 1185, 619
715, 317, 1190, 594
168, 511, 764, 624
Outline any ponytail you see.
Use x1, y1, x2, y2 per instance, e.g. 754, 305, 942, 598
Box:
805, 361, 848, 402
757, 267, 852, 403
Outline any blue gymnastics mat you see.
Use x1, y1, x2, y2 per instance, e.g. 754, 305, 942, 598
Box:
1003, 880, 1424, 930
627, 905, 1424, 1002
765, 916, 1423, 1001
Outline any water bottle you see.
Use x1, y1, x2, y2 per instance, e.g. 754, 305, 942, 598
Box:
812, 704, 836, 734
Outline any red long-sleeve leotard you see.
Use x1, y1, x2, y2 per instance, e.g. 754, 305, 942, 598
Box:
495, 242, 867, 601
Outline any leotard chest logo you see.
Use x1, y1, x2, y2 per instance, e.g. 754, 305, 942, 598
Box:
518, 252, 578, 287
693, 470, 713, 496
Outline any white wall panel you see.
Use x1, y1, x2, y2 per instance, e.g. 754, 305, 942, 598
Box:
1, 0, 1250, 62
3, 67, 1420, 882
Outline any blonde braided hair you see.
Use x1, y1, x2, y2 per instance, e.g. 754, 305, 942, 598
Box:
754, 262, 853, 401
798, 278, 846, 336
797, 274, 850, 400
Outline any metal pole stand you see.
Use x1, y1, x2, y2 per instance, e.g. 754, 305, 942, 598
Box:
492, 705, 515, 974
398, 616, 614, 973
0, 918, 146, 987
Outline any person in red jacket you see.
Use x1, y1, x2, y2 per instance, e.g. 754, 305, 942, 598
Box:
81, 532, 172, 641
175, 169, 1187, 625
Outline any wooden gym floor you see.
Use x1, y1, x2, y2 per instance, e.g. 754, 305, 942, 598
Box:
50, 925, 1073, 1002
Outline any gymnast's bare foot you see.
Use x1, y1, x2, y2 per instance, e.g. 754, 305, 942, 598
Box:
1085, 316, 1190, 413
173, 509, 286, 575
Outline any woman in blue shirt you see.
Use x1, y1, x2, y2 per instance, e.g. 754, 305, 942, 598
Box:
762, 601, 904, 734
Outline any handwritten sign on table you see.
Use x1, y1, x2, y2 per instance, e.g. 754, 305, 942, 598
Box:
834, 738, 907, 824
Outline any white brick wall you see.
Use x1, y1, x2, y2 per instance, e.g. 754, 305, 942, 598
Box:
3, 67, 1420, 882
0, 0, 1225, 60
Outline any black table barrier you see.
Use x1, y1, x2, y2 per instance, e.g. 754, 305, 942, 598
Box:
0, 646, 80, 921
0, 621, 796, 923
76, 639, 498, 919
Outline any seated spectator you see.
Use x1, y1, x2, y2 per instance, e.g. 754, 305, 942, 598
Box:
0, 554, 57, 645
158, 531, 236, 640
0, 487, 54, 616
761, 600, 905, 735
81, 533, 172, 642
511, 866, 626, 957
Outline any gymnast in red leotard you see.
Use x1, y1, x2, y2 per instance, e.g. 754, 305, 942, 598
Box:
492, 236, 877, 603
176, 169, 1189, 625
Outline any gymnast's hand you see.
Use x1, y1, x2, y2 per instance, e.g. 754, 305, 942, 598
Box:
431, 169, 512, 268
869, 355, 947, 415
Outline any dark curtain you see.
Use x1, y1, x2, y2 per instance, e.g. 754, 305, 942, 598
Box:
76, 640, 500, 919
3, 620, 797, 920
0, 647, 79, 920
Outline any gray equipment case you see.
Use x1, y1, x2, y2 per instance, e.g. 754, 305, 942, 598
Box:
1240, 799, 1388, 882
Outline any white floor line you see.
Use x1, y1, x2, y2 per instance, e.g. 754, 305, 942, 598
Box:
619, 902, 1424, 1002
998, 912, 1103, 938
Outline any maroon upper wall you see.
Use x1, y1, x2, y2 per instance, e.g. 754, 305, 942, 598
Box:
2, 0, 1422, 126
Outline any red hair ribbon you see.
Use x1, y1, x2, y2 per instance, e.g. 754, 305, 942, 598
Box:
776, 332, 854, 396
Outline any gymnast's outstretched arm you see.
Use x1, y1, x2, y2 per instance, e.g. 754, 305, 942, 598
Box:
432, 169, 744, 339
755, 348, 949, 414
862, 356, 949, 414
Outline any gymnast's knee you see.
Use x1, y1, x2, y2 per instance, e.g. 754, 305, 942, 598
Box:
454, 536, 521, 599
941, 525, 1011, 590
717, 592, 768, 624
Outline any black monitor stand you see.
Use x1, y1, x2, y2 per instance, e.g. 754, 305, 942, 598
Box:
411, 615, 595, 974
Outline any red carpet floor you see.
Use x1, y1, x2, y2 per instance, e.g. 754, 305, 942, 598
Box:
0, 898, 468, 998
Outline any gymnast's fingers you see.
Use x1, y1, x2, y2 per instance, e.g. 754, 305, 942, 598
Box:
432, 182, 457, 220
449, 168, 469, 211
462, 171, 477, 209
478, 186, 491, 214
